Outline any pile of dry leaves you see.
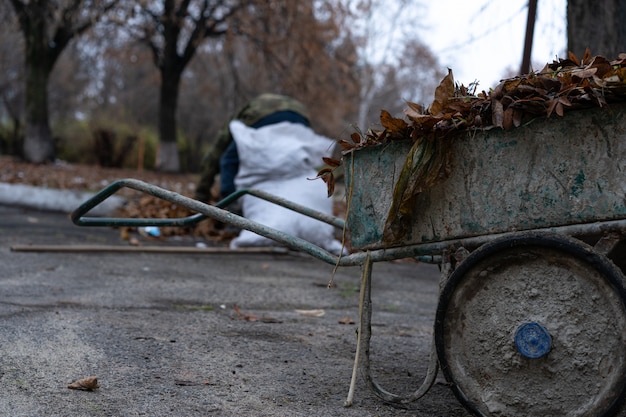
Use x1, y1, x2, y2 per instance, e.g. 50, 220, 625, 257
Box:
117, 193, 230, 241
337, 50, 626, 154
318, 50, 626, 245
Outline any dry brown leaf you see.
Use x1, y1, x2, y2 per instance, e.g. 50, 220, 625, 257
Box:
175, 379, 209, 386
581, 47, 592, 65
603, 74, 621, 83
294, 309, 325, 317
315, 168, 335, 197
512, 109, 523, 128
502, 78, 522, 93
68, 376, 100, 391
380, 109, 408, 134
404, 105, 422, 120
558, 96, 571, 106
555, 101, 564, 116
233, 304, 258, 322
589, 56, 612, 78
492, 99, 504, 128
571, 67, 597, 81
322, 157, 341, 168
260, 316, 283, 323
405, 101, 423, 114
337, 139, 354, 151
568, 50, 580, 66
502, 108, 514, 130
428, 68, 454, 116
546, 98, 558, 117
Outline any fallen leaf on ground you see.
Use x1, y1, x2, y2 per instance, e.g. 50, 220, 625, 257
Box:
232, 305, 280, 323
338, 317, 355, 325
260, 316, 283, 323
67, 376, 100, 391
233, 304, 258, 321
295, 309, 325, 317
174, 379, 211, 386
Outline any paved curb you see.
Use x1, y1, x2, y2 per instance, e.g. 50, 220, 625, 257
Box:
0, 183, 124, 216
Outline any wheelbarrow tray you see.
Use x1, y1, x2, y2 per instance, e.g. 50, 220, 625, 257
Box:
345, 103, 626, 250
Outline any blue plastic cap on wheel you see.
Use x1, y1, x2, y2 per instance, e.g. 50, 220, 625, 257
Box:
514, 322, 552, 359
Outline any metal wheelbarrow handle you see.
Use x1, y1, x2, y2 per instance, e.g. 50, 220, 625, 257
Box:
71, 178, 345, 264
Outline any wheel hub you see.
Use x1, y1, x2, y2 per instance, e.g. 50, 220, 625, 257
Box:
514, 322, 552, 359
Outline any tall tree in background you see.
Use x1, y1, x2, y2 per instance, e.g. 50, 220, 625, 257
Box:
8, 0, 117, 163
0, 0, 441, 173
0, 3, 24, 155
131, 0, 242, 172
567, 0, 626, 58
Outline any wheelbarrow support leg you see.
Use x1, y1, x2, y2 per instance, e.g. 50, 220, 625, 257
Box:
345, 252, 439, 406
344, 251, 372, 407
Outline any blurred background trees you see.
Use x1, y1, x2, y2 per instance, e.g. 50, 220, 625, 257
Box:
127, 0, 242, 172
0, 0, 443, 172
3, 1, 624, 174
8, 0, 119, 164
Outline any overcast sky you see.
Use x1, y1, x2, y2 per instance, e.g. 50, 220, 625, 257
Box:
420, 0, 567, 90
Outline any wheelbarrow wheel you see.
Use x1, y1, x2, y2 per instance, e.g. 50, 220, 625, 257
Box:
435, 232, 626, 417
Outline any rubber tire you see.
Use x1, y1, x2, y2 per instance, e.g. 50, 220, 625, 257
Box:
435, 232, 626, 417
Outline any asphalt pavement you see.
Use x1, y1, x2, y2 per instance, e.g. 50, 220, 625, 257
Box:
0, 204, 467, 417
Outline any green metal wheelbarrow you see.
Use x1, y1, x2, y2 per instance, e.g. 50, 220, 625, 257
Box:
73, 103, 626, 417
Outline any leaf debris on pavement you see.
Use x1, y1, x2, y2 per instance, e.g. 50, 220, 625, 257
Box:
67, 376, 100, 391
233, 304, 282, 323
295, 309, 325, 317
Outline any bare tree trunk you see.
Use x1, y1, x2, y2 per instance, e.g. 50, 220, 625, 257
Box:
23, 64, 54, 163
21, 5, 55, 163
568, 0, 626, 58
10, 0, 117, 164
156, 70, 181, 172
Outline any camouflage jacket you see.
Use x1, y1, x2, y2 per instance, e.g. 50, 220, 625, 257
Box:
196, 94, 309, 201
218, 93, 310, 152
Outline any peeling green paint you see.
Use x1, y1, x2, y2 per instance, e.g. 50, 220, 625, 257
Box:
345, 104, 626, 250
493, 139, 518, 151
571, 169, 586, 197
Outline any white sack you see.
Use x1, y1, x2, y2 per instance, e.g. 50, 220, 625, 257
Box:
228, 120, 344, 255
